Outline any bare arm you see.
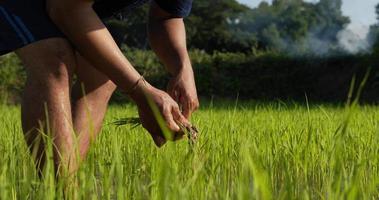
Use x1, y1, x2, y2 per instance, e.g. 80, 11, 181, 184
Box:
47, 0, 189, 146
148, 2, 191, 75
47, 0, 140, 92
148, 2, 199, 119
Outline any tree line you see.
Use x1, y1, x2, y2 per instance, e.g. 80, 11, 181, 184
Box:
108, 0, 379, 56
369, 4, 379, 55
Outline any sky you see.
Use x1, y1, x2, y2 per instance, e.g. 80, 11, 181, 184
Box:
237, 0, 378, 37
237, 0, 379, 53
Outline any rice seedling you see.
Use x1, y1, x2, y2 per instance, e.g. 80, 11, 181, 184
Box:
111, 117, 199, 145
1, 99, 379, 199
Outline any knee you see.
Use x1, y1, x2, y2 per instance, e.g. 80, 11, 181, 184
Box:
22, 39, 76, 88
75, 80, 116, 103
41, 40, 75, 81
43, 55, 74, 86
93, 81, 117, 101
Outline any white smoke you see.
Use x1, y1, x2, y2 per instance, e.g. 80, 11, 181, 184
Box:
304, 33, 333, 56
271, 23, 375, 56
337, 23, 371, 54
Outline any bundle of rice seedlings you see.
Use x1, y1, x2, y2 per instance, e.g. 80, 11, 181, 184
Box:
111, 117, 199, 145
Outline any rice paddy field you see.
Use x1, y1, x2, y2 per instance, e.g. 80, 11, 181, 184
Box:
1, 101, 379, 199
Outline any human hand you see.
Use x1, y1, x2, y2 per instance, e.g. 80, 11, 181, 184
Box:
167, 67, 199, 119
130, 79, 189, 147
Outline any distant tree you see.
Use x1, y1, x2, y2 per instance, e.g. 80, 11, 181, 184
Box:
368, 3, 379, 54
260, 24, 285, 50
185, 0, 256, 52
105, 5, 150, 49
103, 0, 350, 54
314, 0, 350, 42
105, 0, 256, 52
234, 0, 349, 54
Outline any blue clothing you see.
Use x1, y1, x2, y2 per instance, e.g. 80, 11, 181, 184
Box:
0, 0, 193, 55
155, 0, 193, 17
94, 0, 193, 18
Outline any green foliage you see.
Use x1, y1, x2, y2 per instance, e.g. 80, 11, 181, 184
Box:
106, 0, 350, 54
185, 0, 254, 52
0, 54, 25, 103
106, 5, 150, 49
369, 26, 379, 55
0, 49, 378, 104
235, 0, 350, 55
2, 102, 379, 198
368, 3, 379, 55
122, 49, 377, 102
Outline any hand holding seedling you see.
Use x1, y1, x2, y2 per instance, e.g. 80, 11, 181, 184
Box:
130, 78, 190, 147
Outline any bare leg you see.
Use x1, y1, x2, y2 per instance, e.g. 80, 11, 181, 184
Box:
16, 38, 78, 175
71, 53, 116, 158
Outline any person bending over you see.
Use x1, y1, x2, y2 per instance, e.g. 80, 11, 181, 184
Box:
0, 0, 199, 174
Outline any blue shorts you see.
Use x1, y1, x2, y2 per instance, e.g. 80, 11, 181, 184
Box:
0, 0, 62, 55
0, 0, 193, 55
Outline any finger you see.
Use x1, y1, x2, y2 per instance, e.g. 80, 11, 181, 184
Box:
173, 90, 180, 103
172, 107, 187, 141
173, 132, 185, 141
186, 99, 199, 118
181, 96, 192, 119
141, 118, 167, 147
167, 86, 180, 103
152, 134, 167, 147
193, 99, 200, 111
183, 110, 191, 119
163, 107, 180, 132
172, 105, 190, 126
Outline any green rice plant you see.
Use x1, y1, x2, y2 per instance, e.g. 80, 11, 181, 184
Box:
1, 102, 379, 199
0, 70, 378, 200
111, 117, 199, 146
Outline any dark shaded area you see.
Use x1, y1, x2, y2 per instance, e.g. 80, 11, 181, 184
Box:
106, 49, 379, 104
2, 50, 379, 105
192, 54, 379, 103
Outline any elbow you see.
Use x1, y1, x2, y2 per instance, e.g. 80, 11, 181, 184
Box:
46, 0, 93, 25
46, 0, 67, 24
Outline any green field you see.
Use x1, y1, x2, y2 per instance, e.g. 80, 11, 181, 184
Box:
1, 101, 379, 199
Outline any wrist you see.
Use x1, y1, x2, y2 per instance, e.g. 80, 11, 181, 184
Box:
171, 64, 193, 77
129, 78, 154, 103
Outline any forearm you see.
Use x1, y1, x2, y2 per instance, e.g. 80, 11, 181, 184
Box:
148, 11, 193, 76
47, 0, 141, 92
